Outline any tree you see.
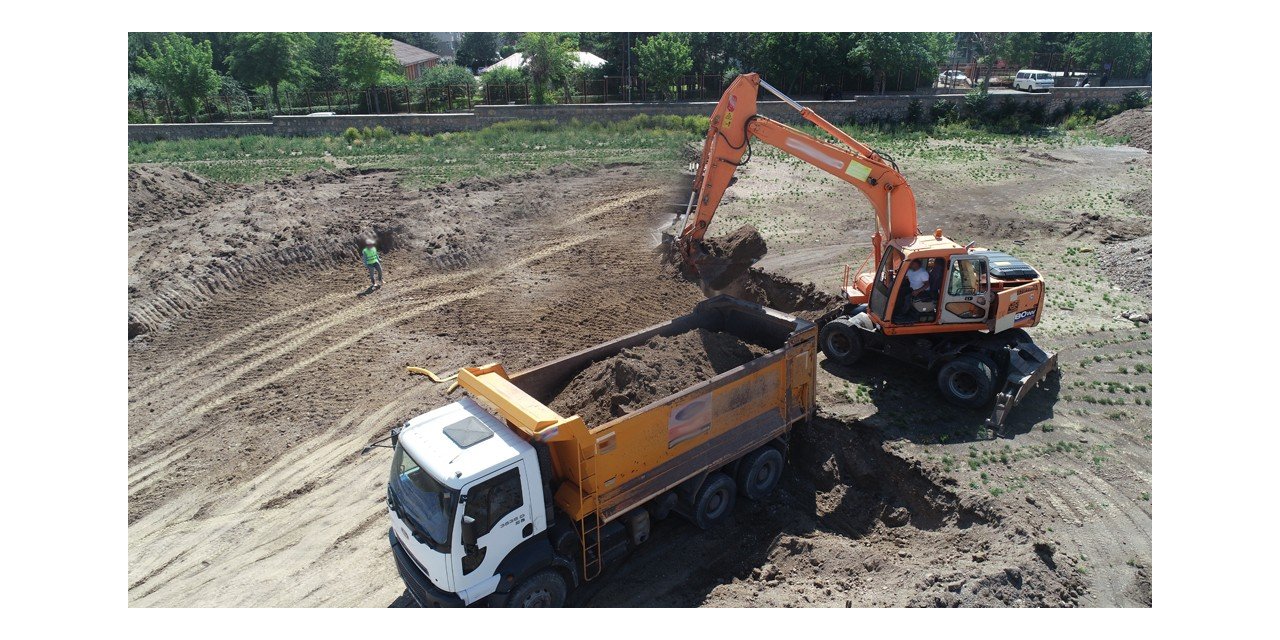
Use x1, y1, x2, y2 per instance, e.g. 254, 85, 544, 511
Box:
336, 32, 398, 89
518, 32, 575, 104
136, 33, 221, 122
225, 32, 316, 112
993, 32, 1041, 73
634, 33, 692, 100
847, 32, 943, 94
456, 32, 501, 72
306, 32, 343, 91
1068, 32, 1152, 80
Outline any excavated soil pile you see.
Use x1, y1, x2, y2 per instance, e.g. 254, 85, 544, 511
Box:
129, 166, 244, 229
549, 328, 769, 427
1097, 108, 1152, 151
698, 224, 769, 289
731, 268, 841, 321
1098, 235, 1152, 298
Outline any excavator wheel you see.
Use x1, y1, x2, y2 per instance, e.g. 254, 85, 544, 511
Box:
820, 317, 863, 366
936, 355, 998, 409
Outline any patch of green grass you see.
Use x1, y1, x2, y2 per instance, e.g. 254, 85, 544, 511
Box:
129, 116, 708, 186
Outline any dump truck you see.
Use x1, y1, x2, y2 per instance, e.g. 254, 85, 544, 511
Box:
384, 296, 817, 607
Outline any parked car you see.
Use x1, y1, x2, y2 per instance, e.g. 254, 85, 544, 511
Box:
1013, 70, 1055, 92
937, 70, 971, 88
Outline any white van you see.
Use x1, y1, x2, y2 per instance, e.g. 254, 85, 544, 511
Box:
1013, 70, 1055, 92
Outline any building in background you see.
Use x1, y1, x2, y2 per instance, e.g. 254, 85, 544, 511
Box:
480, 51, 607, 73
390, 39, 441, 80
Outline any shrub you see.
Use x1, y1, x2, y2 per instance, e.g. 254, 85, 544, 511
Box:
420, 63, 478, 91
963, 90, 990, 120
1121, 90, 1150, 110
1022, 100, 1048, 124
481, 65, 527, 88
930, 99, 958, 124
343, 126, 360, 143
372, 125, 391, 140
905, 99, 924, 124
1052, 99, 1077, 124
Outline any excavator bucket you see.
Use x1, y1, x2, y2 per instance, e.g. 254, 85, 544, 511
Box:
986, 341, 1059, 431
689, 224, 768, 290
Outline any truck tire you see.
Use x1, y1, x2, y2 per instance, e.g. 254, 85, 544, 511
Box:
504, 570, 567, 608
692, 472, 737, 530
820, 318, 862, 366
936, 355, 997, 409
737, 447, 784, 501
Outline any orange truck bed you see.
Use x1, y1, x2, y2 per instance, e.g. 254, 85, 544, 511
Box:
457, 296, 817, 525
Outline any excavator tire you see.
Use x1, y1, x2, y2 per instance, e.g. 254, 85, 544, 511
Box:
936, 355, 998, 409
504, 570, 568, 608
820, 317, 863, 366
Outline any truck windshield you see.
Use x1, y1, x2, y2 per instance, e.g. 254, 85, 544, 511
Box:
388, 444, 457, 551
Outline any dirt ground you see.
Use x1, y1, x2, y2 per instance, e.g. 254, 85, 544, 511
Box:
128, 124, 1151, 607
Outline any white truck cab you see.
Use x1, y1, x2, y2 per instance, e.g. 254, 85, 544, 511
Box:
387, 397, 550, 606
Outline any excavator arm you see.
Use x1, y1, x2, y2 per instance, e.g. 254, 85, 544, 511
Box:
679, 73, 920, 263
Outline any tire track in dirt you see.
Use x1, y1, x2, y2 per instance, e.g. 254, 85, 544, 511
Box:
131, 187, 658, 416
128, 234, 602, 495
130, 386, 428, 606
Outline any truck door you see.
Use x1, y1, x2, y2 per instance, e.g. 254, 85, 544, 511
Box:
452, 465, 532, 596
939, 255, 991, 324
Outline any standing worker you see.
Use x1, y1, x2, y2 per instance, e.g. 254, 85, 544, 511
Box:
361, 238, 383, 289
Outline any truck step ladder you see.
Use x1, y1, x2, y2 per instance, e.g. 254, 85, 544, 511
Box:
576, 444, 605, 581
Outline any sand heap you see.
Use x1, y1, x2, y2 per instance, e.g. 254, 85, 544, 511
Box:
549, 329, 768, 426
1096, 107, 1152, 151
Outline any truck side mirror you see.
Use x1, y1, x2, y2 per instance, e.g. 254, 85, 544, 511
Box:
461, 515, 478, 546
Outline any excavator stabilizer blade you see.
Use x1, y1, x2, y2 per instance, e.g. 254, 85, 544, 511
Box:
986, 343, 1058, 431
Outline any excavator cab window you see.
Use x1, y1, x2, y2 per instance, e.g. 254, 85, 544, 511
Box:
869, 247, 905, 320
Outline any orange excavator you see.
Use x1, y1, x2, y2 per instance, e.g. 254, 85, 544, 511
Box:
675, 73, 1058, 428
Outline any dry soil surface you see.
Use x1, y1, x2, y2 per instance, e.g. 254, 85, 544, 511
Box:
130, 125, 1151, 607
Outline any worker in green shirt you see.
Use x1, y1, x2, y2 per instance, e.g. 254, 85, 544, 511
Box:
361, 238, 383, 289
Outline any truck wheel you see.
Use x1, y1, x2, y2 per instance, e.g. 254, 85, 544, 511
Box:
820, 318, 862, 366
737, 447, 784, 500
937, 356, 997, 409
504, 570, 567, 608
692, 472, 737, 530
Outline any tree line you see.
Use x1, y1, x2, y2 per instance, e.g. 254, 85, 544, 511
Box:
128, 32, 1151, 122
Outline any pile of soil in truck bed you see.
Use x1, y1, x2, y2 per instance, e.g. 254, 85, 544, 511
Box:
549, 328, 769, 426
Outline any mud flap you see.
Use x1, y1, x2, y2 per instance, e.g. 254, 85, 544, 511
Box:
986, 342, 1058, 431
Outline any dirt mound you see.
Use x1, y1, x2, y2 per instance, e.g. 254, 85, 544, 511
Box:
549, 329, 768, 427
127, 167, 547, 339
726, 268, 841, 320
698, 225, 769, 289
129, 166, 242, 229
1121, 187, 1152, 217
1098, 235, 1152, 298
1096, 108, 1151, 151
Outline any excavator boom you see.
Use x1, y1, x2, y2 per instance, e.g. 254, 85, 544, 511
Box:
680, 73, 920, 254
